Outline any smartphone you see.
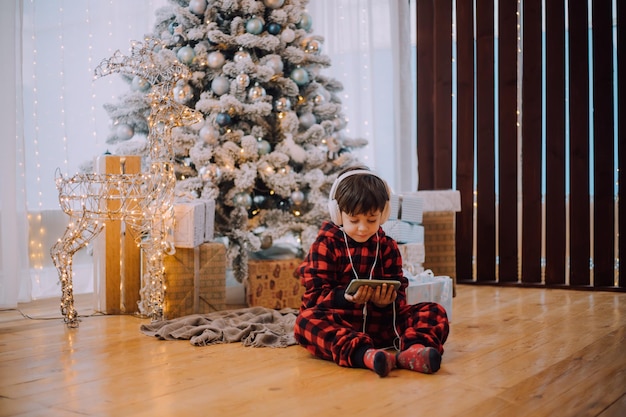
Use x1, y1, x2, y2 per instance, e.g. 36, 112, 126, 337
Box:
345, 279, 401, 295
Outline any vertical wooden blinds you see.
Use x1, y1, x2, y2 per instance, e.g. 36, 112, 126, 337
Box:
415, 0, 623, 290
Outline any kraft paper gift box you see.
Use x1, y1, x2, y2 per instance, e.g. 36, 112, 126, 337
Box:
162, 242, 226, 319
405, 270, 453, 321
172, 199, 215, 248
246, 258, 305, 309
93, 155, 142, 315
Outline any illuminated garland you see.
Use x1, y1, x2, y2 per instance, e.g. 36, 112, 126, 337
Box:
50, 38, 203, 327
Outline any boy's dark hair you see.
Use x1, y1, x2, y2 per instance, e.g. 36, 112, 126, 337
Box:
334, 165, 389, 216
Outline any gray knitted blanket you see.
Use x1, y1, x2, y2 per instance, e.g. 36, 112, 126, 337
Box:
140, 306, 298, 348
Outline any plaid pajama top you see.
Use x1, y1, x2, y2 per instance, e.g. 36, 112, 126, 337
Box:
294, 221, 449, 367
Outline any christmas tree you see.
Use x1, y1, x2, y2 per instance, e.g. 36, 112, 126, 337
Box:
100, 0, 367, 281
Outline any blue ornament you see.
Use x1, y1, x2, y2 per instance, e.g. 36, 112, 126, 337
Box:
297, 12, 313, 31
290, 67, 310, 86
131, 76, 150, 92
177, 46, 195, 64
257, 139, 271, 155
267, 22, 282, 35
215, 112, 232, 126
246, 17, 264, 35
168, 22, 179, 35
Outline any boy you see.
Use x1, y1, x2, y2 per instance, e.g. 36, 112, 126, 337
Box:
294, 166, 449, 377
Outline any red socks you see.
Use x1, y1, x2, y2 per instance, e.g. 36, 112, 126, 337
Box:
363, 349, 396, 377
396, 344, 442, 374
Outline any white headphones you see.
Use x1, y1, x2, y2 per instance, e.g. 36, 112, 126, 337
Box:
327, 169, 391, 225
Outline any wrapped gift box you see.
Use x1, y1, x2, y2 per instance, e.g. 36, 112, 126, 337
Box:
382, 221, 424, 244
401, 190, 460, 295
172, 199, 215, 248
406, 190, 461, 212
246, 258, 305, 309
405, 270, 453, 321
398, 243, 425, 275
388, 194, 424, 224
422, 211, 457, 288
93, 155, 142, 315
162, 242, 226, 319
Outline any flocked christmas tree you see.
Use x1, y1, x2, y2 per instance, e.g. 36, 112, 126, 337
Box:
98, 0, 367, 281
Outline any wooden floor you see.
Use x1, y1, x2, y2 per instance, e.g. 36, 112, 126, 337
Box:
1, 285, 625, 417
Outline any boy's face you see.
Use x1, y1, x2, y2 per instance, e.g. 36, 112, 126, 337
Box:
340, 210, 382, 243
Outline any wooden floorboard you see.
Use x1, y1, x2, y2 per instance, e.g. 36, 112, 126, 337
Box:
0, 285, 624, 417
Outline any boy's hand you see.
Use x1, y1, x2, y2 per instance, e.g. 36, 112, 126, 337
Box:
370, 283, 397, 307
344, 283, 396, 307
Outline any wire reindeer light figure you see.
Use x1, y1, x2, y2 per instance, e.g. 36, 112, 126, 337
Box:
50, 38, 203, 327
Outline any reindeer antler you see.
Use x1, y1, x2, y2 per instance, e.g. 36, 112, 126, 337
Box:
94, 38, 189, 87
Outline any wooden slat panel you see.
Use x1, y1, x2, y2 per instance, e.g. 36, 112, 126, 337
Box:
433, 0, 453, 189
497, 0, 519, 283
416, 0, 435, 190
619, 0, 625, 288
567, 0, 591, 287
475, 0, 496, 282
521, 0, 542, 283
455, 0, 475, 282
591, 0, 615, 287
544, 0, 566, 286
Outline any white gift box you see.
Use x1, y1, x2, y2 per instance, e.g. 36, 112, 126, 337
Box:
382, 221, 424, 244
398, 243, 425, 275
404, 270, 453, 321
387, 194, 424, 224
404, 190, 461, 212
172, 199, 215, 248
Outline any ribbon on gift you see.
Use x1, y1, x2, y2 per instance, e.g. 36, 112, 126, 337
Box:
405, 269, 453, 321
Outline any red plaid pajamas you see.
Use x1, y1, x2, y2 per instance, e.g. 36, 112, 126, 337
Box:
294, 221, 449, 368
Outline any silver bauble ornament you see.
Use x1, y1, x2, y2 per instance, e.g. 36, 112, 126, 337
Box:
248, 83, 267, 101
236, 73, 250, 88
199, 125, 219, 144
274, 97, 292, 112
211, 76, 230, 95
116, 124, 134, 140
281, 28, 295, 43
189, 0, 207, 15
177, 46, 195, 64
207, 51, 225, 69
173, 83, 193, 103
131, 76, 150, 92
299, 112, 316, 129
291, 190, 305, 206
233, 192, 252, 209
234, 49, 251, 63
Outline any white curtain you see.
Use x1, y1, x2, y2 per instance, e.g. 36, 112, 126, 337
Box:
307, 0, 417, 193
0, 0, 30, 308
1, 0, 416, 305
